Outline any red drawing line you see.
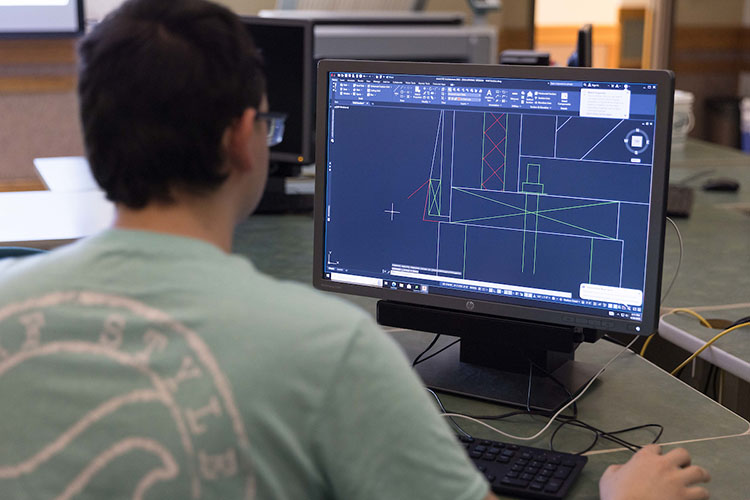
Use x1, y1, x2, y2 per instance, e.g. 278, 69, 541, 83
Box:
482, 135, 506, 159
484, 113, 504, 134
481, 159, 506, 187
408, 179, 430, 199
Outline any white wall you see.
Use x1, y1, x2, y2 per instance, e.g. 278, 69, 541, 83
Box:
535, 0, 648, 26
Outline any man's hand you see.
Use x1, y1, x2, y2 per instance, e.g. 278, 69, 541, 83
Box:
599, 444, 710, 500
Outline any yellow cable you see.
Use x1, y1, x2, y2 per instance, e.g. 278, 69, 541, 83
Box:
670, 322, 750, 376
667, 308, 712, 328
639, 333, 656, 357
641, 308, 711, 358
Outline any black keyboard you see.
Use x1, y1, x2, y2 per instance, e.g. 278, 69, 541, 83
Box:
458, 435, 587, 499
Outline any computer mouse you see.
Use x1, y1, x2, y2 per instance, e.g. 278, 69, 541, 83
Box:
702, 177, 740, 192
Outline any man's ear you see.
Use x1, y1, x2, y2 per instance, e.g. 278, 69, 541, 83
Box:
223, 107, 257, 172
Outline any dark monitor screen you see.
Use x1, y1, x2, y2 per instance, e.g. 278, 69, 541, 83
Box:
0, 0, 84, 38
577, 24, 593, 68
242, 17, 314, 165
314, 61, 674, 340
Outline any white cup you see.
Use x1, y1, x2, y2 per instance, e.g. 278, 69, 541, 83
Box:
672, 89, 695, 150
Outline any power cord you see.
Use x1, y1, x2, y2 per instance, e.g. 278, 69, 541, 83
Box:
441, 336, 638, 442
670, 321, 750, 376
660, 216, 683, 304
412, 335, 460, 367
640, 308, 712, 358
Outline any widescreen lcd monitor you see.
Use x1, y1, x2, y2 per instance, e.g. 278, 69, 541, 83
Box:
313, 60, 674, 407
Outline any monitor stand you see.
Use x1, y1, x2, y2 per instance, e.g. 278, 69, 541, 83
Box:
378, 301, 603, 413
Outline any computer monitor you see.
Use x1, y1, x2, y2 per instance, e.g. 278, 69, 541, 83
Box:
242, 16, 315, 166
569, 24, 593, 68
313, 60, 674, 411
0, 0, 84, 38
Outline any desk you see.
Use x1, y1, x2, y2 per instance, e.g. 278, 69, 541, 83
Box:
0, 190, 114, 248
233, 213, 750, 499
660, 141, 750, 384
33, 156, 98, 192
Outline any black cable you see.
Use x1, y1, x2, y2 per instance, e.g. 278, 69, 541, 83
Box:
730, 315, 750, 328
427, 388, 472, 438
413, 339, 460, 366
549, 419, 663, 455
703, 364, 717, 397
526, 358, 578, 419
412, 334, 442, 367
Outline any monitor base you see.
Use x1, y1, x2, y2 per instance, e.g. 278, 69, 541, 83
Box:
395, 332, 601, 413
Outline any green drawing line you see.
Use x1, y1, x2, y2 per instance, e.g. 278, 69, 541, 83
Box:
481, 113, 486, 188
533, 194, 540, 274
429, 179, 443, 215
463, 224, 468, 278
452, 187, 616, 240
522, 194, 527, 271
589, 238, 594, 283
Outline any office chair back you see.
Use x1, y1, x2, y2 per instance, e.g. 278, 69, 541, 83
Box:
0, 246, 46, 259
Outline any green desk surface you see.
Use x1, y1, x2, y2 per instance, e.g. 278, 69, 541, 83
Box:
661, 140, 750, 381
232, 213, 750, 499
671, 138, 750, 168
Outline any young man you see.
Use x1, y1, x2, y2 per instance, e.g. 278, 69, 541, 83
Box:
0, 0, 710, 499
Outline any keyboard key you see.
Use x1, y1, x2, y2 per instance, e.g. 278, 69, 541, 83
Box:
507, 444, 520, 450
520, 451, 533, 460
480, 440, 492, 446
481, 454, 496, 462
506, 471, 519, 478
534, 474, 549, 483
496, 456, 510, 464
545, 479, 563, 493
516, 458, 529, 466
485, 473, 496, 482
529, 482, 544, 491
540, 469, 553, 477
562, 458, 577, 467
501, 449, 515, 457
553, 466, 573, 479
520, 473, 535, 481
544, 463, 558, 471
474, 445, 487, 453
548, 456, 562, 465
530, 460, 544, 468
533, 453, 548, 462
501, 477, 529, 488
469, 450, 482, 459
459, 435, 474, 443
511, 464, 524, 472
488, 447, 501, 454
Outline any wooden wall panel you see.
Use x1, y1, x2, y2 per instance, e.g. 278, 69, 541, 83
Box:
0, 38, 81, 183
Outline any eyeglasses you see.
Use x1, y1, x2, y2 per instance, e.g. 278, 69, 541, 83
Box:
256, 111, 287, 146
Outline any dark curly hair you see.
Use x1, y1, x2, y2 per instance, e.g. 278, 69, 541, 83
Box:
78, 0, 266, 208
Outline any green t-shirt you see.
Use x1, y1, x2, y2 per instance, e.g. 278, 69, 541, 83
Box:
0, 229, 487, 500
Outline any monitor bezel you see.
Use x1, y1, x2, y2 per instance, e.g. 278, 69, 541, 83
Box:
313, 59, 674, 337
241, 16, 315, 165
0, 0, 84, 39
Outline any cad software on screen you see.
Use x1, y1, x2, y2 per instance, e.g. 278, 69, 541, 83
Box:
321, 70, 660, 326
